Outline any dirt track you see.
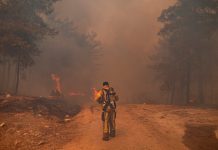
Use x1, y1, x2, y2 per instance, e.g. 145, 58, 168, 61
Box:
63, 104, 218, 150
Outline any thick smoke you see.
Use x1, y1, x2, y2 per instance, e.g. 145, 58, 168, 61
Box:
20, 17, 99, 98
55, 0, 175, 102
21, 0, 175, 103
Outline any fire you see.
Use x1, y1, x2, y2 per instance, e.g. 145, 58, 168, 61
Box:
51, 74, 62, 94
93, 88, 102, 101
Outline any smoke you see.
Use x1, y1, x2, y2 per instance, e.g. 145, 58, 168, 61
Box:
21, 0, 175, 103
54, 0, 175, 102
20, 17, 99, 97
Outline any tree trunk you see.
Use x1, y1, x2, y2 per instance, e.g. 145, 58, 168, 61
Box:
198, 76, 204, 104
179, 69, 187, 105
6, 61, 11, 91
198, 56, 204, 104
2, 57, 7, 91
185, 62, 191, 104
15, 56, 21, 95
210, 77, 214, 104
193, 48, 205, 104
170, 80, 176, 104
0, 63, 2, 92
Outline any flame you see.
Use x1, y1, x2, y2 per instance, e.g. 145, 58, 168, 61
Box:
51, 74, 62, 93
92, 88, 102, 101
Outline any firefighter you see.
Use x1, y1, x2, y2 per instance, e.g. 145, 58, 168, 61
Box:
94, 81, 119, 141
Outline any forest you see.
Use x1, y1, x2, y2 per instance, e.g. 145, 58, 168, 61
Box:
152, 0, 218, 105
0, 0, 99, 97
0, 0, 218, 105
1, 0, 218, 150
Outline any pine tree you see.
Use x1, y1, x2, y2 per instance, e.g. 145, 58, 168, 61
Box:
153, 0, 218, 104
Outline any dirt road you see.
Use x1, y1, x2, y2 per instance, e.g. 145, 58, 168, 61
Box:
63, 104, 218, 150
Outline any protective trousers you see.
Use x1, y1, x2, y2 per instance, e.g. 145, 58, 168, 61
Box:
102, 110, 116, 136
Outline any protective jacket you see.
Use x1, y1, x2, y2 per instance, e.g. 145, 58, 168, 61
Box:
97, 87, 119, 112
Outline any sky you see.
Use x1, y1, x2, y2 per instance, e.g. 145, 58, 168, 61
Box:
53, 0, 175, 102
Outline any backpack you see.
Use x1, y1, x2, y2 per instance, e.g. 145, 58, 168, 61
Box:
101, 88, 118, 111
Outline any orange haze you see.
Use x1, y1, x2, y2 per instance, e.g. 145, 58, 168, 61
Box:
53, 0, 175, 102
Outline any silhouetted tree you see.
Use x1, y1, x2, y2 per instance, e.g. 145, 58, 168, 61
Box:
153, 0, 218, 104
0, 0, 59, 94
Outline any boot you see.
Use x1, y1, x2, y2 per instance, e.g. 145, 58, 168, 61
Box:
110, 130, 116, 137
102, 133, 109, 141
